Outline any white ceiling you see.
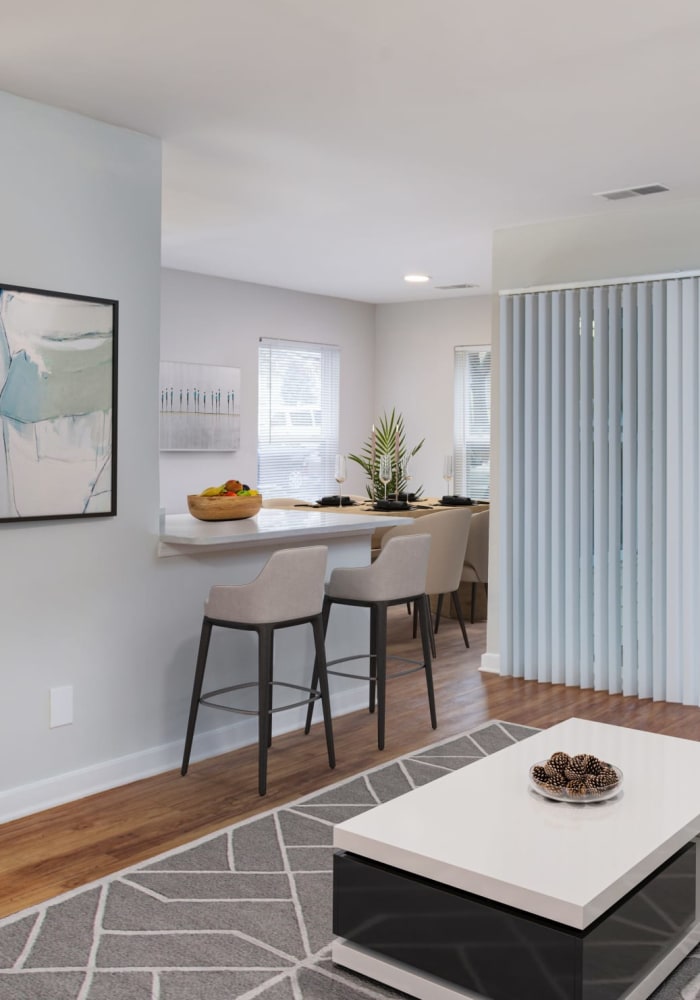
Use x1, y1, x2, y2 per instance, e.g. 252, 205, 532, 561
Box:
1, 1, 700, 303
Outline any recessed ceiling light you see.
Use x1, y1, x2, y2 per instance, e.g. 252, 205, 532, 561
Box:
404, 273, 431, 283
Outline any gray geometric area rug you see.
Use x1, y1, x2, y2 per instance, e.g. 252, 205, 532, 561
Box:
1, 722, 698, 1000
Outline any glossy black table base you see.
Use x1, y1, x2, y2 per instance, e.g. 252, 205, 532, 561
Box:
333, 841, 698, 1000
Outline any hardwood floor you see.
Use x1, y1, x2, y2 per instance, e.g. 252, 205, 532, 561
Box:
1, 608, 699, 920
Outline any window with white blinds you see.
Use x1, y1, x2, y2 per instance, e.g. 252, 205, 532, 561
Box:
258, 338, 340, 500
454, 346, 491, 499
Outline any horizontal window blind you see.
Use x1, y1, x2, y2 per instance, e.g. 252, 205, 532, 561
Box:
454, 346, 491, 500
258, 338, 340, 500
500, 277, 700, 705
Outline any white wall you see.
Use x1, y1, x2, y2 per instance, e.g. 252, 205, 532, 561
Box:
0, 92, 163, 817
488, 197, 700, 666
374, 296, 493, 498
160, 269, 376, 508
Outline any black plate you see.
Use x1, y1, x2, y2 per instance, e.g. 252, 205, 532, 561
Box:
439, 495, 473, 506
317, 496, 356, 506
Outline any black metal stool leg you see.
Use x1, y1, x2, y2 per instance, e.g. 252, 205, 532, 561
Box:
181, 619, 212, 775
417, 595, 437, 730
257, 625, 273, 796
311, 614, 335, 769
304, 596, 331, 734
267, 629, 275, 747
375, 604, 388, 750
369, 603, 378, 714
450, 590, 470, 648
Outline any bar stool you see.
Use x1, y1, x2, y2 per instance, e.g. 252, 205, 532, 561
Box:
181, 545, 335, 795
304, 533, 436, 751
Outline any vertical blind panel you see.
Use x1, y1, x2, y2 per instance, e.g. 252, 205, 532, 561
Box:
606, 286, 623, 694
549, 292, 566, 683
592, 286, 610, 691
621, 284, 639, 696
536, 296, 553, 681
664, 282, 683, 702
522, 296, 539, 675
635, 284, 653, 700
578, 289, 594, 688
680, 279, 700, 704
651, 283, 667, 701
510, 298, 526, 677
563, 290, 581, 686
499, 298, 515, 675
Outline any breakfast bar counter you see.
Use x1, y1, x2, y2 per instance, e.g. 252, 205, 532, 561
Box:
157, 507, 405, 556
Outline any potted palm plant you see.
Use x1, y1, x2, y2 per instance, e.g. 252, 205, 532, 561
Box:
348, 409, 424, 500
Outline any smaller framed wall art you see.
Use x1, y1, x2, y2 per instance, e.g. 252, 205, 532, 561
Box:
159, 361, 241, 451
0, 282, 118, 523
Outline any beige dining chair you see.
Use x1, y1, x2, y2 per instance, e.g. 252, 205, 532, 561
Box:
461, 508, 489, 622
381, 507, 472, 654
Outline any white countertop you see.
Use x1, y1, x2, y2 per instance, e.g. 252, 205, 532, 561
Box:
158, 507, 405, 554
334, 718, 700, 929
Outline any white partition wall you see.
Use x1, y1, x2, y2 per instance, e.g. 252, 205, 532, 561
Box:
499, 274, 700, 705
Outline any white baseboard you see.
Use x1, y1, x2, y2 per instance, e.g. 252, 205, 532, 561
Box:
480, 652, 500, 674
0, 686, 371, 825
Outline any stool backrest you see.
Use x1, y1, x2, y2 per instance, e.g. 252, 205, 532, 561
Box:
381, 508, 472, 594
326, 533, 430, 603
205, 545, 328, 624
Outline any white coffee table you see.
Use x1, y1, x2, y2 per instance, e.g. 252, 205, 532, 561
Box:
332, 718, 700, 1000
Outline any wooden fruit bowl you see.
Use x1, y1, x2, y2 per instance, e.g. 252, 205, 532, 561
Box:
187, 493, 263, 521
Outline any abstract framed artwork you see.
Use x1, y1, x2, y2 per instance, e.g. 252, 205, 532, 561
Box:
0, 283, 118, 523
159, 361, 240, 451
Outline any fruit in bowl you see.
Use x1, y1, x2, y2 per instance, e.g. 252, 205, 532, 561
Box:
198, 480, 257, 497
188, 480, 262, 521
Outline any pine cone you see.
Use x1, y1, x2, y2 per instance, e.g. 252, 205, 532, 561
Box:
567, 779, 589, 796
569, 753, 591, 774
586, 756, 607, 775
596, 768, 619, 788
531, 765, 548, 784
548, 751, 571, 772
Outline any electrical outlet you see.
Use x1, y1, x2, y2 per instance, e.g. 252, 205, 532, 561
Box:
50, 685, 73, 728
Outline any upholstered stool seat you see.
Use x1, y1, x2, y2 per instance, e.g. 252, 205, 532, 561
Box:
181, 545, 335, 795
304, 533, 436, 751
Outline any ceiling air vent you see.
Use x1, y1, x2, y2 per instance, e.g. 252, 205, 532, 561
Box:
434, 283, 479, 291
597, 184, 669, 201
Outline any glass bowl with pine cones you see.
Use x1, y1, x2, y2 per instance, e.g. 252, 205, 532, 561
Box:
529, 751, 623, 802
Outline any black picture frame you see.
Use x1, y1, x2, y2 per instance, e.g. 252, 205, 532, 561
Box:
0, 282, 118, 523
